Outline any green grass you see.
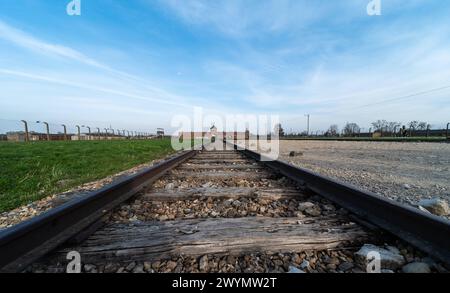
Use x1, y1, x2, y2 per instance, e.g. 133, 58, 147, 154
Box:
0, 139, 175, 213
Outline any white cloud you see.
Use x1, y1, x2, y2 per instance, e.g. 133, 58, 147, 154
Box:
0, 68, 194, 108
159, 0, 331, 37
0, 20, 105, 68
0, 19, 198, 107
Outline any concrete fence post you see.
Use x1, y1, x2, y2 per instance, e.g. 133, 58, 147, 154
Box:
21, 120, 29, 142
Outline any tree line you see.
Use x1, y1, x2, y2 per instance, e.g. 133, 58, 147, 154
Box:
325, 120, 433, 137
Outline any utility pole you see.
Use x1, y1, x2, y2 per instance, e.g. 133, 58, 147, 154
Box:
305, 114, 310, 136
21, 120, 29, 142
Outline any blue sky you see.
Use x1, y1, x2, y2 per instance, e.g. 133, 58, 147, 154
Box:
0, 0, 449, 134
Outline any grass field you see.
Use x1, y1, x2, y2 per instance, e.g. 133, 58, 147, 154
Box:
0, 139, 175, 213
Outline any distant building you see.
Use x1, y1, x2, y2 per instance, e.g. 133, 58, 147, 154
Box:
7, 131, 32, 142
7, 131, 68, 141
157, 128, 165, 138
179, 125, 249, 141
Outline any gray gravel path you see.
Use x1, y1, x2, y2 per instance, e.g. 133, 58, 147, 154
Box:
279, 140, 450, 217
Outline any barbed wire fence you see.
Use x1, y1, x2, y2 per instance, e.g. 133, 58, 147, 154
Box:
0, 118, 164, 142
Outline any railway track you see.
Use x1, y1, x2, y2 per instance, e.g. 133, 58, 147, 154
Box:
1, 146, 449, 273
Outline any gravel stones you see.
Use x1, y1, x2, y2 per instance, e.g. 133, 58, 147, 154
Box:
30, 249, 362, 273
279, 141, 450, 220
109, 194, 336, 223
24, 150, 448, 274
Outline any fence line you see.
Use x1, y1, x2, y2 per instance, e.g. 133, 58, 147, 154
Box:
0, 119, 165, 142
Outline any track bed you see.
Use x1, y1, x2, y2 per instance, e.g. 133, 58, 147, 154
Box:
26, 150, 445, 273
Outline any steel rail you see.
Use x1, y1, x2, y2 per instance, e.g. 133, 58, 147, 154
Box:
236, 146, 450, 265
0, 150, 197, 273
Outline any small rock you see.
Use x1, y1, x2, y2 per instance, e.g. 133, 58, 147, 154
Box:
125, 262, 136, 271
84, 264, 95, 272
288, 266, 305, 273
143, 262, 152, 272
133, 264, 145, 273
403, 184, 411, 190
355, 244, 405, 270
300, 260, 310, 269
402, 262, 431, 273
158, 215, 169, 221
199, 255, 209, 272
338, 262, 354, 271
129, 215, 139, 222
166, 261, 177, 271
298, 202, 315, 212
304, 207, 321, 217
202, 182, 213, 188
418, 198, 449, 216
152, 261, 161, 270
103, 263, 117, 273
292, 254, 302, 264
289, 151, 303, 157
165, 183, 175, 190
224, 199, 234, 207
232, 200, 242, 207
322, 204, 335, 211
295, 211, 305, 218
326, 264, 337, 270
322, 256, 338, 266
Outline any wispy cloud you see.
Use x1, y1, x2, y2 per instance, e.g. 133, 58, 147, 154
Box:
0, 68, 194, 108
0, 19, 196, 107
0, 20, 104, 68
191, 2, 450, 117
160, 0, 329, 37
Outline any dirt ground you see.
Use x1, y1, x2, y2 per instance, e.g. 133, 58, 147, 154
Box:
278, 140, 450, 210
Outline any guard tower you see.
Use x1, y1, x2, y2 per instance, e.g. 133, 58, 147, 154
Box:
157, 128, 165, 138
